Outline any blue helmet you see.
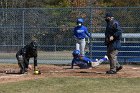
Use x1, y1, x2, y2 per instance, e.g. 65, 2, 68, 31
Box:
77, 18, 84, 23
72, 50, 80, 57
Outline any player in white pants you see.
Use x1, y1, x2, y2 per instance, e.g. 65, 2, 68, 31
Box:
74, 18, 91, 56
76, 38, 86, 56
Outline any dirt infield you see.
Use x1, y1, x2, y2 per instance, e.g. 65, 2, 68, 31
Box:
0, 64, 140, 83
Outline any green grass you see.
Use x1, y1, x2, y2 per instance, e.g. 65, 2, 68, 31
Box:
0, 77, 140, 93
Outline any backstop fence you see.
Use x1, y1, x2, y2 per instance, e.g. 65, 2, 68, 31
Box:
0, 7, 139, 63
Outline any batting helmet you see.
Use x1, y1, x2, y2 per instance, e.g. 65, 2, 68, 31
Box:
72, 50, 80, 57
77, 18, 84, 23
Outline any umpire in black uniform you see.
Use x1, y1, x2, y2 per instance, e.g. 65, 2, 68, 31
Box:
104, 13, 123, 74
16, 41, 39, 74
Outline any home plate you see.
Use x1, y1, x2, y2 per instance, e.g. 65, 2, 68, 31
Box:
132, 68, 139, 70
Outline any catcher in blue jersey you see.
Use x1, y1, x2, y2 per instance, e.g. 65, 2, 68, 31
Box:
71, 50, 108, 69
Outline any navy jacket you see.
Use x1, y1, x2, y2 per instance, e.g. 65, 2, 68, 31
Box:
105, 19, 122, 50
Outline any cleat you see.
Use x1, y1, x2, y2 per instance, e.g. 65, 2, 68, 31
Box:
104, 55, 108, 60
106, 70, 116, 74
19, 69, 25, 74
116, 66, 123, 72
95, 59, 99, 61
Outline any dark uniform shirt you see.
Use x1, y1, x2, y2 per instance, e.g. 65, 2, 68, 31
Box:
105, 19, 122, 50
16, 41, 38, 67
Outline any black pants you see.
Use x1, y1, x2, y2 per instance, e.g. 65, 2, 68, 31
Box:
16, 54, 29, 73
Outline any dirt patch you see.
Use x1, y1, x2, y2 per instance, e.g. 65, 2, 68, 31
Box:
0, 64, 140, 83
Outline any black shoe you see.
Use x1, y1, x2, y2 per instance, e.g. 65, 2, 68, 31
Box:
25, 68, 28, 72
116, 66, 123, 72
106, 70, 117, 74
19, 69, 25, 74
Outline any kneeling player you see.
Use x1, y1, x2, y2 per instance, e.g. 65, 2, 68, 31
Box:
71, 50, 108, 69
16, 41, 40, 74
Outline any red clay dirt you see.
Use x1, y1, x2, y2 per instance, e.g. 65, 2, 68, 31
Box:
0, 64, 140, 83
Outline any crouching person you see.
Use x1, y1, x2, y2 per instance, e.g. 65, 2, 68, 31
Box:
16, 41, 40, 74
71, 50, 108, 69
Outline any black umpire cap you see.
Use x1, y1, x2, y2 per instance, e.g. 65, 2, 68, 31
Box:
104, 13, 113, 18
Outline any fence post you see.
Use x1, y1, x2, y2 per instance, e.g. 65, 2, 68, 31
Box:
89, 7, 93, 59
22, 9, 25, 47
54, 45, 56, 52
124, 37, 126, 43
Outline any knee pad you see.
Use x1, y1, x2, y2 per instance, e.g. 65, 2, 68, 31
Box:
18, 55, 23, 61
17, 55, 25, 70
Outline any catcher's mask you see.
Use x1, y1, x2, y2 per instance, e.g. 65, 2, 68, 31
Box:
30, 41, 37, 50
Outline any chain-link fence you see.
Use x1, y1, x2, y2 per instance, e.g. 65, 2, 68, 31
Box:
0, 7, 139, 63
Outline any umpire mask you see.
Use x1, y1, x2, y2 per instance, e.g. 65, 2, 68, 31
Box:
30, 41, 37, 50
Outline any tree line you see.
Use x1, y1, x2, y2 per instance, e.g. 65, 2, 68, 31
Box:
0, 0, 139, 8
